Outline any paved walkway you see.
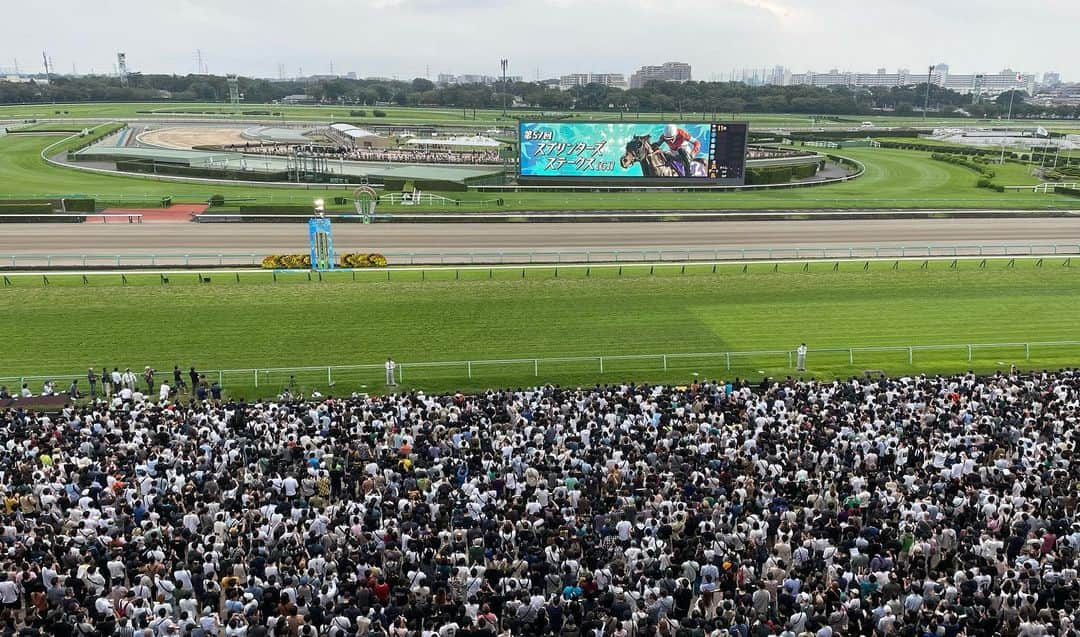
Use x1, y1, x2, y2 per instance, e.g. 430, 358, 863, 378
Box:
86, 204, 208, 223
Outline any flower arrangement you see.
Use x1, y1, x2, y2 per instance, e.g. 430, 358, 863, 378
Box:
260, 254, 313, 269
339, 253, 388, 268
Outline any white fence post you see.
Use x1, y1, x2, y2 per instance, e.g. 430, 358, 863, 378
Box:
327, 366, 332, 385
14, 339, 1080, 399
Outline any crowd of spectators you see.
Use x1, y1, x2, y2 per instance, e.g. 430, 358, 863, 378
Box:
0, 369, 1077, 636
229, 143, 500, 166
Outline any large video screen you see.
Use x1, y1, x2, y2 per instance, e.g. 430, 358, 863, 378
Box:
519, 121, 747, 183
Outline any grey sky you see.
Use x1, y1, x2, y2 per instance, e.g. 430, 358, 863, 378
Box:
2, 0, 1075, 80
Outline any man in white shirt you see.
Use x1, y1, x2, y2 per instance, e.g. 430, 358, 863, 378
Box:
0, 574, 19, 608
282, 475, 299, 498
385, 357, 397, 387
796, 343, 808, 371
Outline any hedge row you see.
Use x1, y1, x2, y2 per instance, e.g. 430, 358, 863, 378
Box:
116, 160, 291, 183
260, 253, 387, 269
381, 178, 469, 193
61, 123, 126, 157
239, 205, 316, 214
61, 198, 96, 213
0, 203, 55, 215
929, 153, 996, 178
1056, 187, 1080, 197
1036, 161, 1080, 176
745, 162, 820, 185
0, 216, 81, 224
929, 153, 1007, 191
878, 140, 1020, 159
789, 129, 927, 142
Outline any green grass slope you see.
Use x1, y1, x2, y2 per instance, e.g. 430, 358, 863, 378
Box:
1, 261, 1077, 396
0, 134, 1070, 210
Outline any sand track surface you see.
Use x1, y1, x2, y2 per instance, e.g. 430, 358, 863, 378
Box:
138, 127, 250, 149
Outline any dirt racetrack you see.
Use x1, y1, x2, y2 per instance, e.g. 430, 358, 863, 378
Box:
138, 127, 250, 149
4, 218, 1079, 256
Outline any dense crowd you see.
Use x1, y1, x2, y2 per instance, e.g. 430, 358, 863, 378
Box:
333, 148, 500, 165
233, 144, 501, 165
0, 369, 1077, 636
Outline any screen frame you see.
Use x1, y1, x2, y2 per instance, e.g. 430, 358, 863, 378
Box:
517, 120, 748, 186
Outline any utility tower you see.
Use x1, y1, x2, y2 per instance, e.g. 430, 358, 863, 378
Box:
117, 52, 129, 87
227, 75, 241, 108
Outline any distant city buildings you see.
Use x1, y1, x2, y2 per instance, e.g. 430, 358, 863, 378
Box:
629, 62, 692, 89
788, 68, 913, 89
437, 73, 522, 86
558, 73, 627, 91
1032, 79, 1080, 108
0, 75, 49, 84
783, 63, 1037, 97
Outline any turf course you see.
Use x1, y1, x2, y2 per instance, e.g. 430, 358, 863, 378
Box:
0, 133, 1070, 210
2, 259, 1077, 397
3, 102, 1078, 131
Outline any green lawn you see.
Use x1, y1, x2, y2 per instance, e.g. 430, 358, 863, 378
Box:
2, 101, 1077, 131
3, 122, 97, 133
0, 133, 1071, 210
0, 133, 372, 206
2, 260, 1078, 397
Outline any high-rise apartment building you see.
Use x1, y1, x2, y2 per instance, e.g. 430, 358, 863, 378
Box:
629, 62, 692, 89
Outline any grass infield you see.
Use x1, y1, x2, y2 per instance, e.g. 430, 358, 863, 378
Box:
0, 133, 1071, 211
1, 259, 1078, 397
3, 102, 1079, 131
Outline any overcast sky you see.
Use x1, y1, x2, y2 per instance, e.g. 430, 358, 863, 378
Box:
2, 0, 1076, 81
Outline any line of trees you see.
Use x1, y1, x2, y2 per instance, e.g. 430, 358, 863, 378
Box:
2, 73, 1076, 119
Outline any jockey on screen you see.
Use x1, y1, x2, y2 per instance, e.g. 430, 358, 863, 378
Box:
657, 124, 701, 174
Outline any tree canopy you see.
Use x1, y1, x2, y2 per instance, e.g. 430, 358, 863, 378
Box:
1, 73, 1075, 119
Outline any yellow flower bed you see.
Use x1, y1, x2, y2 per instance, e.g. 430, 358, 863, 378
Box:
260, 253, 388, 269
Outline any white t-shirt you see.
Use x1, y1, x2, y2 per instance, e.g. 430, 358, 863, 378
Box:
0, 581, 18, 603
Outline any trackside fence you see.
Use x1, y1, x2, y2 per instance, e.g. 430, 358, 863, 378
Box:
4, 242, 1080, 268
4, 341, 1080, 396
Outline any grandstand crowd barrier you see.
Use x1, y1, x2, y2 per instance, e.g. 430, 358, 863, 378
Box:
4, 340, 1080, 396
3, 241, 1080, 269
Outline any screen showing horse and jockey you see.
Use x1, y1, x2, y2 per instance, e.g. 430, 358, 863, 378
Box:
518, 121, 747, 184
